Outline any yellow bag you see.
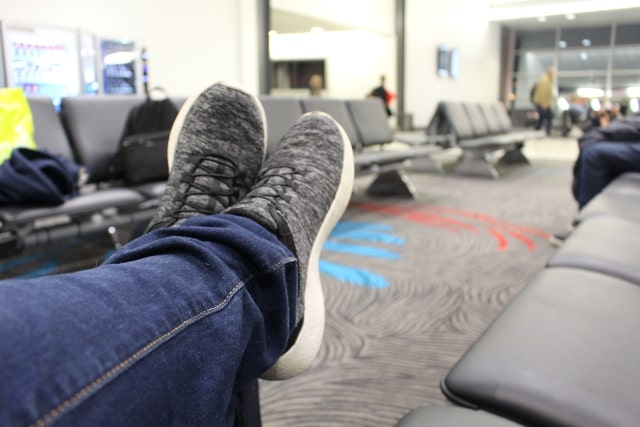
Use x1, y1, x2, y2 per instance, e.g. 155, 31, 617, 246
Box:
0, 88, 37, 163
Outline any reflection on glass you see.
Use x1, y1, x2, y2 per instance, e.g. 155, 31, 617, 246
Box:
559, 26, 611, 48
612, 46, 640, 70
514, 50, 555, 75
557, 75, 607, 95
497, 20, 640, 114
512, 73, 540, 109
558, 48, 609, 71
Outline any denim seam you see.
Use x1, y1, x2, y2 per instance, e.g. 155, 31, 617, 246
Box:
32, 256, 296, 427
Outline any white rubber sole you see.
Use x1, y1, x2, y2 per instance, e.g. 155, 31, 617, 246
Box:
260, 111, 355, 380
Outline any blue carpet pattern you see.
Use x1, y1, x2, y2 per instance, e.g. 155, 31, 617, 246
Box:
0, 159, 579, 426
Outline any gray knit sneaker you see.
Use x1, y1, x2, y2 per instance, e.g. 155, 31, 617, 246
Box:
146, 82, 267, 232
224, 112, 355, 380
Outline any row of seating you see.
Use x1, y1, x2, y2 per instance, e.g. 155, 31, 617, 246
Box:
0, 94, 530, 259
0, 94, 444, 259
0, 95, 186, 259
425, 101, 544, 178
397, 171, 640, 426
259, 95, 443, 198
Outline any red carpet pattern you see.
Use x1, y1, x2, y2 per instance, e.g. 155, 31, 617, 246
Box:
260, 160, 578, 426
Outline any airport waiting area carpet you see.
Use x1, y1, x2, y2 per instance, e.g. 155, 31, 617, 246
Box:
0, 150, 579, 426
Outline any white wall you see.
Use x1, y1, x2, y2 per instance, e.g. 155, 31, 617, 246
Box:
269, 0, 397, 102
2, 0, 260, 96
270, 0, 502, 128
2, 0, 503, 126
405, 0, 501, 127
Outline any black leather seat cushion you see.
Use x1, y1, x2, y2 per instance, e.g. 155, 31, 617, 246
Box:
577, 188, 640, 223
396, 406, 524, 427
547, 215, 640, 285
443, 267, 640, 427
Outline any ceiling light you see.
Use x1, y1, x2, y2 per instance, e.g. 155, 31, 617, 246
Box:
557, 97, 570, 111
537, 16, 547, 22
577, 87, 604, 98
580, 52, 588, 60
582, 39, 592, 47
558, 40, 567, 48
565, 13, 576, 20
627, 87, 640, 97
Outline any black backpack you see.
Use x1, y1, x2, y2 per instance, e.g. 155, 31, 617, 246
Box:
111, 98, 179, 184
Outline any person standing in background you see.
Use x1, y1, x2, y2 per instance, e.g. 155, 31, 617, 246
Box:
369, 74, 393, 117
532, 67, 556, 136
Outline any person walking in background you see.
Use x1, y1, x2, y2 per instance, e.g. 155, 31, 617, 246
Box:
369, 74, 394, 117
532, 66, 556, 136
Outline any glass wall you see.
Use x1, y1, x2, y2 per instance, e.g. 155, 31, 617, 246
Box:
512, 23, 640, 114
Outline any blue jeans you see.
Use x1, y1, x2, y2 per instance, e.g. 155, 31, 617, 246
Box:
578, 141, 640, 209
0, 214, 298, 426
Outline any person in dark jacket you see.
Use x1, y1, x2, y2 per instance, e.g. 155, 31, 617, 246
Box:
369, 74, 393, 117
572, 115, 640, 209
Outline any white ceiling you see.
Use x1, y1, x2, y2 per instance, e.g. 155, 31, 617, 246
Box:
495, 7, 640, 29
271, 3, 640, 34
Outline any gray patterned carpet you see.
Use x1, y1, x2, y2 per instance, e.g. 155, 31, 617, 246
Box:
259, 158, 578, 427
0, 155, 579, 426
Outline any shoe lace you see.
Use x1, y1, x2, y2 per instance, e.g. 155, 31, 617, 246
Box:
173, 153, 247, 220
250, 165, 301, 250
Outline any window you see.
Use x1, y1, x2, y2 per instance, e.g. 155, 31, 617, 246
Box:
515, 30, 556, 50
558, 26, 611, 48
512, 23, 640, 110
558, 48, 609, 71
271, 60, 325, 90
612, 45, 640, 70
557, 75, 607, 95
514, 51, 555, 74
615, 24, 640, 45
